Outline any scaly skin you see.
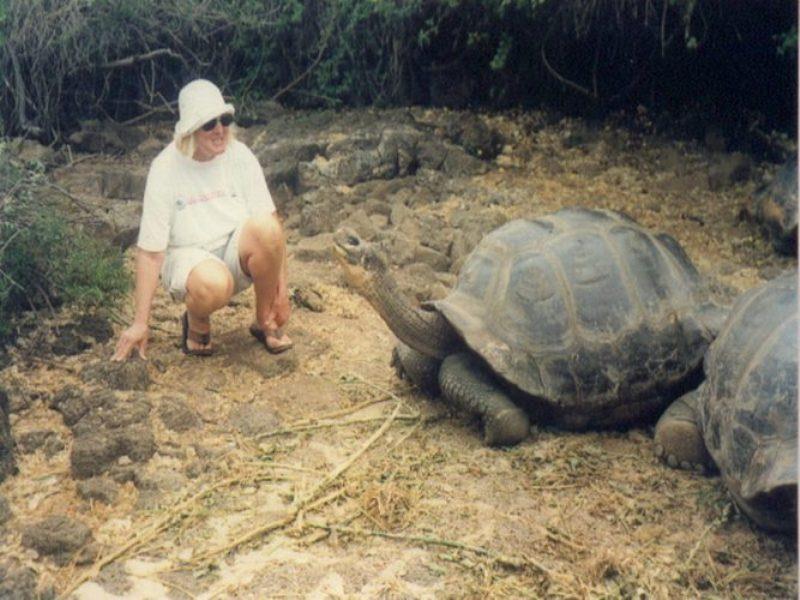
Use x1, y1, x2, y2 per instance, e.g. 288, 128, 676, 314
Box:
438, 353, 530, 446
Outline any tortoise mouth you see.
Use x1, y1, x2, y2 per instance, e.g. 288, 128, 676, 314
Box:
332, 228, 364, 266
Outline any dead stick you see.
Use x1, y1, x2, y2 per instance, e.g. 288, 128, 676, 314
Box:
305, 522, 553, 576
255, 413, 418, 439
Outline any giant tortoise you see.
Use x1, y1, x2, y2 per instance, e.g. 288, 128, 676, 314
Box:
654, 271, 797, 532
753, 156, 797, 255
334, 207, 725, 446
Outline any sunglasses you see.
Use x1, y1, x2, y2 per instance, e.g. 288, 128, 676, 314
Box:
200, 113, 234, 132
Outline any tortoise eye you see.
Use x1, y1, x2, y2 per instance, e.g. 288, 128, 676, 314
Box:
347, 234, 360, 246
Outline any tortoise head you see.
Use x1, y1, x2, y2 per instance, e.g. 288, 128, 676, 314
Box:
332, 228, 389, 293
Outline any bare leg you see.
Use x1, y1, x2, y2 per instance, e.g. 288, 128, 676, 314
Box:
184, 259, 234, 353
238, 214, 292, 350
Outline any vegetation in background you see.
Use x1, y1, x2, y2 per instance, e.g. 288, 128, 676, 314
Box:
0, 146, 129, 344
0, 0, 795, 144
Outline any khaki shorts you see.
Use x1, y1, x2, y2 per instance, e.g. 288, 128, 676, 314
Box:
161, 222, 252, 301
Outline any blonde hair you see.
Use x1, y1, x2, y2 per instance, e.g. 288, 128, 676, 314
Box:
174, 123, 238, 158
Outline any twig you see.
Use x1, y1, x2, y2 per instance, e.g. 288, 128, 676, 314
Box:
540, 27, 593, 98
254, 413, 419, 439
44, 183, 95, 214
305, 522, 554, 577
101, 48, 184, 69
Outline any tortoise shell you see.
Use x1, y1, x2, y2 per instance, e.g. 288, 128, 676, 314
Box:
432, 207, 715, 428
755, 157, 798, 255
698, 271, 797, 529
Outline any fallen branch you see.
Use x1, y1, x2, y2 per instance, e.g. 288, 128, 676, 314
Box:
102, 48, 184, 69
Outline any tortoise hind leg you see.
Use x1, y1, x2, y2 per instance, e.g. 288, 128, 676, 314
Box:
654, 389, 713, 473
438, 352, 530, 447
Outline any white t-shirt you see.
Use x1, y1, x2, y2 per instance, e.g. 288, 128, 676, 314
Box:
137, 140, 276, 252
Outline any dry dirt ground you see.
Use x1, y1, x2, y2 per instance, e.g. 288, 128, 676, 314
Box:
0, 107, 797, 599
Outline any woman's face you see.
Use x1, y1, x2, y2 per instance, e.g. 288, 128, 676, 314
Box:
192, 114, 232, 161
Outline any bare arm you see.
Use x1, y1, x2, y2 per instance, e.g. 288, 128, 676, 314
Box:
112, 247, 165, 361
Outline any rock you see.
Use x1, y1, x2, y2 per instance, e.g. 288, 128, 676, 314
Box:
21, 515, 94, 566
0, 563, 41, 600
67, 120, 146, 154
16, 430, 63, 457
0, 389, 15, 483
292, 233, 335, 262
8, 138, 56, 164
99, 169, 147, 200
81, 356, 151, 391
134, 467, 189, 508
752, 157, 798, 255
444, 115, 502, 159
0, 495, 12, 525
229, 404, 282, 437
264, 160, 299, 191
339, 208, 379, 241
708, 152, 753, 190
291, 285, 325, 312
134, 468, 187, 493
380, 231, 416, 267
413, 245, 450, 272
133, 136, 165, 160
51, 314, 112, 357
158, 397, 202, 432
77, 477, 120, 504
300, 198, 339, 236
57, 390, 155, 478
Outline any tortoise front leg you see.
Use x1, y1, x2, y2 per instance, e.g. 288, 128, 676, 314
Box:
654, 389, 714, 473
391, 342, 441, 395
438, 352, 530, 447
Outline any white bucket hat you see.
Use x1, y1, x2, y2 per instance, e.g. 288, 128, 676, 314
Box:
174, 79, 235, 138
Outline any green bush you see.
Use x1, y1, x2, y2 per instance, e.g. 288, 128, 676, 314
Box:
0, 147, 129, 343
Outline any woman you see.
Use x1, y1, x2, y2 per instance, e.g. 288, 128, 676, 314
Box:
112, 79, 292, 360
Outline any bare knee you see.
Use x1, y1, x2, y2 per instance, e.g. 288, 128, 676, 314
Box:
243, 214, 284, 255
186, 260, 234, 312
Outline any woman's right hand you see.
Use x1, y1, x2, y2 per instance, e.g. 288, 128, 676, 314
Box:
112, 323, 149, 361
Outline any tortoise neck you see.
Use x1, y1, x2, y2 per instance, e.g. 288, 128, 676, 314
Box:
366, 268, 459, 359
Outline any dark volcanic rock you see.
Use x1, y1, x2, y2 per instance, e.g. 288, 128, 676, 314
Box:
21, 515, 94, 566
0, 562, 43, 600
81, 356, 151, 391
0, 389, 16, 482
229, 404, 282, 437
16, 429, 64, 457
158, 397, 202, 432
53, 389, 155, 478
77, 477, 120, 504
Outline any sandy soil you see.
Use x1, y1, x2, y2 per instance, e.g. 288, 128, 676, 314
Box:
0, 107, 796, 599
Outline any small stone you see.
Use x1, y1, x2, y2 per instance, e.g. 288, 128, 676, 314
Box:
293, 233, 335, 262
291, 285, 325, 312
0, 563, 40, 600
21, 515, 93, 566
81, 357, 150, 391
158, 397, 202, 432
77, 477, 120, 505
16, 430, 59, 455
229, 404, 282, 437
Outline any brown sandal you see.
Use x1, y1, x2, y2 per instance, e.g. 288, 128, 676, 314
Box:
181, 312, 214, 357
249, 323, 293, 354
